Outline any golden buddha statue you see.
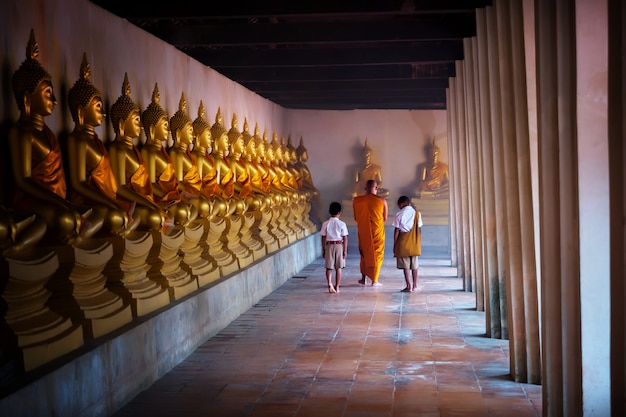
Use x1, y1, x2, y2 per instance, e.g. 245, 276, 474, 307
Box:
417, 138, 449, 198
353, 138, 389, 198
140, 83, 197, 225
66, 61, 140, 237
227, 113, 253, 201
243, 122, 272, 202
294, 137, 322, 226
107, 73, 165, 231
253, 128, 273, 196
8, 31, 99, 246
294, 137, 319, 198
284, 135, 303, 191
168, 93, 211, 218
211, 108, 239, 206
271, 132, 299, 196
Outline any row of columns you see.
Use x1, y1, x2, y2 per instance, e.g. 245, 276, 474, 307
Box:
447, 0, 625, 416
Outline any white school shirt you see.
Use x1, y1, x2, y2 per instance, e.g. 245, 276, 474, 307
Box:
392, 205, 422, 232
320, 217, 349, 241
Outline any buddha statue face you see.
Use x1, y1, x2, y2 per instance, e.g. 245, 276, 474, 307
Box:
265, 145, 275, 163
83, 95, 105, 128
177, 122, 193, 146
231, 135, 244, 157
244, 139, 256, 161
153, 116, 169, 144
196, 127, 212, 152
28, 79, 57, 117
122, 108, 141, 139
431, 146, 440, 163
363, 149, 372, 165
214, 132, 229, 155
256, 141, 265, 162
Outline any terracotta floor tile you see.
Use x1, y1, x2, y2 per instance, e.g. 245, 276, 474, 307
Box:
113, 254, 542, 417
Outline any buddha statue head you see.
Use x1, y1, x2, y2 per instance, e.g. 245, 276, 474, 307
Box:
109, 73, 140, 137
192, 100, 212, 151
227, 113, 244, 157
210, 107, 229, 156
242, 118, 256, 161
142, 83, 169, 145
296, 137, 309, 163
67, 53, 104, 127
362, 138, 374, 165
12, 29, 56, 116
286, 135, 297, 165
429, 138, 440, 163
170, 92, 193, 147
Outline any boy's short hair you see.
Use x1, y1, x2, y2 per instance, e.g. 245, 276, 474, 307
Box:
329, 201, 342, 215
397, 195, 410, 206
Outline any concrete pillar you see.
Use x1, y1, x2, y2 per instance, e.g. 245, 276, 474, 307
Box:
476, 8, 500, 338
446, 87, 458, 267
448, 78, 464, 276
455, 60, 473, 291
486, 6, 510, 340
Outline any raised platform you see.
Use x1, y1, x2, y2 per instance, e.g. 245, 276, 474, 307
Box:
0, 234, 321, 417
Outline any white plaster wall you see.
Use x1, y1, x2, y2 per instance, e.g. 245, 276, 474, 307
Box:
286, 109, 448, 215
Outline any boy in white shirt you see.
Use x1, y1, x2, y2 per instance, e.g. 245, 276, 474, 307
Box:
320, 202, 349, 293
392, 196, 423, 292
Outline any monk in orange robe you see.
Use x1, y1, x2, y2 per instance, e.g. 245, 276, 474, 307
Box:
353, 179, 388, 286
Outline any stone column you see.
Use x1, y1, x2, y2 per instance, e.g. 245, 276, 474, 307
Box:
455, 60, 473, 290
448, 79, 463, 274
496, 0, 527, 382
536, 0, 582, 414
476, 8, 500, 338
486, 5, 510, 340
446, 87, 458, 267
464, 36, 485, 302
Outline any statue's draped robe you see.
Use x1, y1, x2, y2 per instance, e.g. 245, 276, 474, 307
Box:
71, 134, 132, 214
156, 147, 183, 205
353, 194, 386, 283
127, 146, 154, 203
13, 124, 67, 210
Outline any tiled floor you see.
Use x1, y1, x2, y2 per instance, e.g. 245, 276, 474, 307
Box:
113, 249, 542, 417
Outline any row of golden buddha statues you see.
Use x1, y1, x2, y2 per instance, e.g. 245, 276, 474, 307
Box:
1, 30, 320, 372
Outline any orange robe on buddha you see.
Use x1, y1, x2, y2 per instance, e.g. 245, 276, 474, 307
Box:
353, 193, 386, 283
13, 124, 67, 210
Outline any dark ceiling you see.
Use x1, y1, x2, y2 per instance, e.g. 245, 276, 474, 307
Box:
89, 0, 492, 110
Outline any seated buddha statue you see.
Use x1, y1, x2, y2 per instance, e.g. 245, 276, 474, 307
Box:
107, 73, 165, 231
66, 61, 139, 237
167, 93, 211, 219
227, 113, 253, 201
210, 108, 246, 215
294, 136, 322, 225
353, 139, 389, 198
253, 128, 274, 197
294, 137, 320, 198
190, 101, 232, 218
417, 139, 449, 198
241, 120, 272, 208
8, 31, 100, 246
140, 83, 197, 225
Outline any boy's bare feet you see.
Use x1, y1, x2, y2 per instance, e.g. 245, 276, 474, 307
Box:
328, 284, 337, 293
401, 287, 411, 293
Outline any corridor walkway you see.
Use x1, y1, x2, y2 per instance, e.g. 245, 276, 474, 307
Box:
113, 248, 542, 417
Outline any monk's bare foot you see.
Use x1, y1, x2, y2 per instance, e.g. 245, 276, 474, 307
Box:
358, 278, 366, 285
